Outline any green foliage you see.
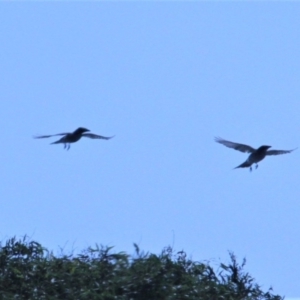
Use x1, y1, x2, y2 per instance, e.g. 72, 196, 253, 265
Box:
0, 237, 283, 299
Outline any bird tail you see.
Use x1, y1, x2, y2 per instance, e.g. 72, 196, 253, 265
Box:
234, 161, 251, 169
50, 137, 66, 144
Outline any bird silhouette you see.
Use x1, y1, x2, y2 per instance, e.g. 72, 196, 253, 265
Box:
34, 127, 114, 150
215, 137, 296, 171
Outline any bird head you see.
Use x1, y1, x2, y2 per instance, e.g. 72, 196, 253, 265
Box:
77, 127, 90, 134
260, 145, 272, 151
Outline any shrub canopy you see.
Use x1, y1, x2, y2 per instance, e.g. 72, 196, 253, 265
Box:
0, 237, 283, 300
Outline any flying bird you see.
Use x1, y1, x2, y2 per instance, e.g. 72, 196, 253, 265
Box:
34, 127, 114, 150
215, 137, 296, 171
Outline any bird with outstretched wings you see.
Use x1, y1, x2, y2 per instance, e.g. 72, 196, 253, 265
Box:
215, 137, 296, 171
34, 127, 114, 150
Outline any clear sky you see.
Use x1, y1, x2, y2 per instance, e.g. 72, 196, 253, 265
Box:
0, 2, 299, 298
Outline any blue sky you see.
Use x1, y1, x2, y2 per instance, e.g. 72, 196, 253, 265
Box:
0, 2, 299, 298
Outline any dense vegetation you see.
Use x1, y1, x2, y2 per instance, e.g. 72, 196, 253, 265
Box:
0, 236, 283, 299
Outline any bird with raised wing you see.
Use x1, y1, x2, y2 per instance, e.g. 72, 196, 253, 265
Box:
215, 137, 296, 171
34, 127, 114, 150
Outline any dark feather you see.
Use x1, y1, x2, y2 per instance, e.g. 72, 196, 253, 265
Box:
215, 137, 255, 153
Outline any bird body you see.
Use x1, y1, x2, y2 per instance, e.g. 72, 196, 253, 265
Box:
215, 137, 295, 171
34, 127, 114, 150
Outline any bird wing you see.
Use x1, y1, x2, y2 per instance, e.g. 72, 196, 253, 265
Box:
266, 148, 297, 156
82, 133, 114, 140
214, 137, 255, 153
34, 133, 69, 139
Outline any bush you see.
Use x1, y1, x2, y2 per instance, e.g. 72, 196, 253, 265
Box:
0, 237, 283, 300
